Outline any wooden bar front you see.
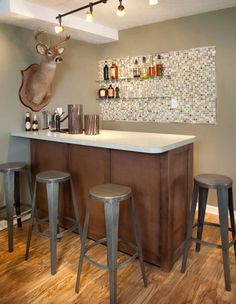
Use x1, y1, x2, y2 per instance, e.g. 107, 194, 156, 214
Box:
31, 139, 193, 272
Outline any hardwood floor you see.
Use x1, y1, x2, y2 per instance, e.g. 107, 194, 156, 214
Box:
0, 214, 236, 304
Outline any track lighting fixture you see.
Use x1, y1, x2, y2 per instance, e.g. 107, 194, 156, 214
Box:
54, 0, 158, 34
55, 0, 108, 33
117, 0, 125, 17
86, 3, 93, 22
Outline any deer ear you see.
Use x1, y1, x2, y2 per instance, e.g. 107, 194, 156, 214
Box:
57, 47, 65, 54
36, 44, 47, 55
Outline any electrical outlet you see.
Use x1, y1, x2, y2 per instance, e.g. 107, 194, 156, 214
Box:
171, 97, 178, 109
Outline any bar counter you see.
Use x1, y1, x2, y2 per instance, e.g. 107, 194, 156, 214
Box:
12, 129, 195, 271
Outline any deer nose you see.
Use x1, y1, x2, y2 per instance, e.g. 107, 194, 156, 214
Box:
55, 56, 63, 63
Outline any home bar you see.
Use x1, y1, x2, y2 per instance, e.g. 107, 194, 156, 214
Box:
1, 1, 236, 303
12, 130, 195, 271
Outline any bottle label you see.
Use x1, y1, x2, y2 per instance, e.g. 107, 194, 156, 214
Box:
32, 123, 38, 131
25, 122, 31, 130
156, 64, 163, 76
100, 90, 106, 97
110, 67, 116, 79
108, 88, 114, 98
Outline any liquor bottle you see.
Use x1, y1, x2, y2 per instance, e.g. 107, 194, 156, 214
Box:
98, 87, 108, 99
103, 61, 109, 80
107, 84, 115, 98
148, 55, 156, 77
133, 59, 140, 78
115, 87, 120, 99
32, 114, 39, 131
140, 56, 148, 79
110, 62, 118, 80
156, 54, 164, 77
25, 112, 31, 131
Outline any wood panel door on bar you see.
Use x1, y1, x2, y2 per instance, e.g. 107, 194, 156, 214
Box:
31, 139, 193, 272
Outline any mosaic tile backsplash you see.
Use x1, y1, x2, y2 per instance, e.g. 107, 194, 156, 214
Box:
98, 46, 217, 124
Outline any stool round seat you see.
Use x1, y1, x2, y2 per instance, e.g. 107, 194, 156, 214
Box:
0, 162, 26, 172
89, 184, 132, 201
36, 170, 70, 184
195, 174, 233, 189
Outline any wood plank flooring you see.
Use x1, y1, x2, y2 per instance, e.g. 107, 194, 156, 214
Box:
0, 214, 236, 304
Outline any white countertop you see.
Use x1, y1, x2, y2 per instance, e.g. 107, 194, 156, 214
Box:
11, 130, 196, 154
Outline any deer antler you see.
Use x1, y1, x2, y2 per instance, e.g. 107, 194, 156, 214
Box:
54, 35, 70, 48
34, 31, 49, 48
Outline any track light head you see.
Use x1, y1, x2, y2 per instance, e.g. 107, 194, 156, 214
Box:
149, 0, 158, 5
117, 0, 125, 17
55, 15, 64, 34
86, 3, 93, 22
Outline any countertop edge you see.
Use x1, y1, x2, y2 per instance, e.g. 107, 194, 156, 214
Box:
11, 131, 196, 154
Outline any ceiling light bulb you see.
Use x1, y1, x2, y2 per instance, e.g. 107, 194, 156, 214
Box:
86, 11, 93, 22
149, 0, 158, 5
117, 0, 125, 17
55, 25, 64, 34
55, 16, 64, 34
86, 3, 93, 22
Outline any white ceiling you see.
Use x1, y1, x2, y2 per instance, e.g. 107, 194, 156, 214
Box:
0, 0, 236, 44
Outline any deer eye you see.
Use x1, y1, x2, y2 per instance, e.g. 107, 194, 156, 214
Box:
55, 57, 62, 63
47, 50, 53, 56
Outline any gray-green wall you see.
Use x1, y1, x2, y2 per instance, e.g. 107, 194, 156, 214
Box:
0, 24, 98, 203
99, 7, 236, 207
0, 6, 236, 208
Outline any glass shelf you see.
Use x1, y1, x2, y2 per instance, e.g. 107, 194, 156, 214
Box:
96, 75, 171, 83
97, 96, 171, 101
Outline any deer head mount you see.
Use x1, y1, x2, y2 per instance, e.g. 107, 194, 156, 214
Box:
19, 31, 70, 112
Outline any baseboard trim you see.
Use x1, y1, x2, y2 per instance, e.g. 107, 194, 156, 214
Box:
206, 205, 219, 215
202, 204, 236, 218
0, 214, 31, 231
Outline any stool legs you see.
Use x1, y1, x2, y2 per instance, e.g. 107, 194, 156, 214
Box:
4, 171, 15, 252
70, 178, 82, 236
75, 199, 92, 293
181, 182, 199, 273
129, 195, 147, 287
228, 187, 236, 259
195, 187, 208, 252
104, 200, 119, 304
14, 171, 22, 228
76, 190, 146, 303
47, 182, 59, 275
25, 181, 37, 260
217, 187, 231, 291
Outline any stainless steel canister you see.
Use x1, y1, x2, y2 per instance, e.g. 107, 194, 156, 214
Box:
68, 104, 83, 134
84, 114, 100, 135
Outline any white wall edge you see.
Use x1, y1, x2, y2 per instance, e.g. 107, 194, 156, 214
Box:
0, 213, 31, 231
199, 204, 236, 218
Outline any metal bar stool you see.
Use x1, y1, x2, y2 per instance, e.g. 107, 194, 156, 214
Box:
0, 162, 32, 252
181, 174, 236, 291
25, 170, 81, 275
75, 183, 147, 304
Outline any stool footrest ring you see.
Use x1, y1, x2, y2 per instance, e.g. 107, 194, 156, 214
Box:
193, 221, 233, 231
191, 221, 236, 249
32, 215, 78, 239
84, 237, 138, 271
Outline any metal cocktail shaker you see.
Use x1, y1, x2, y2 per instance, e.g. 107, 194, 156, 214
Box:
84, 114, 100, 135
68, 104, 83, 134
